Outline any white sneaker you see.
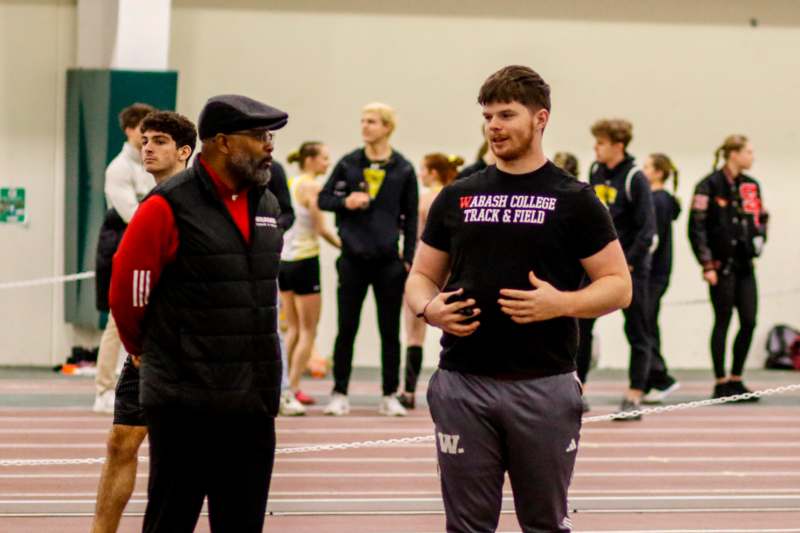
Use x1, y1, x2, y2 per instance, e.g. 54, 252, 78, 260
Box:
279, 390, 306, 416
642, 381, 681, 404
378, 395, 408, 417
92, 390, 115, 414
323, 393, 350, 416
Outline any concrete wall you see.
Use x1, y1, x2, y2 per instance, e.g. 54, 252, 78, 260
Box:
0, 0, 78, 366
2, 0, 799, 371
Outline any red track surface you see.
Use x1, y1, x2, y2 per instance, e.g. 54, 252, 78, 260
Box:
0, 377, 799, 532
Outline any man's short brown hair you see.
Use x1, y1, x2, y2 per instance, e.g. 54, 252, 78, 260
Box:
140, 111, 198, 158
590, 119, 633, 148
478, 65, 551, 111
118, 103, 156, 131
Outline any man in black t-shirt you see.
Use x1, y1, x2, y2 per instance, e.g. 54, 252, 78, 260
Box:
406, 66, 631, 533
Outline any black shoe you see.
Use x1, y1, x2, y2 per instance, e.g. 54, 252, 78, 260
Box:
612, 398, 642, 421
581, 396, 591, 413
727, 380, 760, 402
397, 392, 415, 409
712, 382, 731, 399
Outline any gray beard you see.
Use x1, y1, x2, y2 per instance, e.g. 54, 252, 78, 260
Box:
227, 152, 271, 186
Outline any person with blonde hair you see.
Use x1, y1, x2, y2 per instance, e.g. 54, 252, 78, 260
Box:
689, 135, 767, 400
279, 141, 340, 410
318, 102, 418, 416
399, 152, 463, 409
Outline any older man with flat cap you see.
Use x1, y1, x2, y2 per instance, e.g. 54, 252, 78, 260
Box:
110, 94, 288, 533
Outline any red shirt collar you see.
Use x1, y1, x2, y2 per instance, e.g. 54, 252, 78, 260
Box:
198, 155, 251, 200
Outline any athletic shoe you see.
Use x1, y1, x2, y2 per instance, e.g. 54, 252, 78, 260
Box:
581, 396, 591, 413
397, 392, 415, 410
642, 381, 681, 404
279, 390, 306, 416
323, 393, 350, 416
727, 380, 760, 403
294, 390, 316, 405
712, 382, 732, 399
612, 398, 642, 422
92, 390, 115, 414
378, 395, 408, 417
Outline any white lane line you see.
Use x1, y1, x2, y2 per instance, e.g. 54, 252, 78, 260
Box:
272, 456, 800, 464
264, 471, 800, 478
1, 414, 800, 423
5, 488, 800, 498
0, 444, 148, 449
565, 529, 800, 533
3, 440, 800, 450
2, 495, 799, 504
5, 470, 800, 480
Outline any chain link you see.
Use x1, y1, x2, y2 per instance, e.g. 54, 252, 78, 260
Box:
2, 383, 798, 466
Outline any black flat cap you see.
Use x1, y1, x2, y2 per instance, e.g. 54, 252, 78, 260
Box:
197, 94, 288, 140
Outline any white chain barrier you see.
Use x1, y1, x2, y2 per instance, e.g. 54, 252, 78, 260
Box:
0, 271, 95, 290
2, 270, 799, 306
2, 383, 798, 467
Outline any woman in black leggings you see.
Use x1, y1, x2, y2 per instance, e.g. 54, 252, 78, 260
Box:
688, 135, 768, 400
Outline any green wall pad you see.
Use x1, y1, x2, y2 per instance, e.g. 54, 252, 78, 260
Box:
64, 69, 177, 328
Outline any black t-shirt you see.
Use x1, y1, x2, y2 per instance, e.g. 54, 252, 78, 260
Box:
422, 162, 618, 378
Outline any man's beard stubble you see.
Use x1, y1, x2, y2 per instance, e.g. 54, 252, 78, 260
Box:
493, 123, 536, 163
227, 151, 272, 186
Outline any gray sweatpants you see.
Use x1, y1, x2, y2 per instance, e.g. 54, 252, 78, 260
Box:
427, 369, 583, 533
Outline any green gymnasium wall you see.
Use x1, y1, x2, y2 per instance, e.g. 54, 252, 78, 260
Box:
64, 69, 177, 328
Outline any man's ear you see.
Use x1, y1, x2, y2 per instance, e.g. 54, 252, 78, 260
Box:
535, 108, 550, 133
177, 145, 192, 163
215, 134, 232, 155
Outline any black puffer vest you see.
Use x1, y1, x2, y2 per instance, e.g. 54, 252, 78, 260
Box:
140, 158, 283, 416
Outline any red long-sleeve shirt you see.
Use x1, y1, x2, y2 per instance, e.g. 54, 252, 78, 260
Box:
110, 157, 252, 356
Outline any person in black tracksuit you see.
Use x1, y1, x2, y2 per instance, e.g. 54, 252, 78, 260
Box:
641, 153, 681, 401
318, 103, 418, 416
579, 118, 656, 419
689, 134, 767, 400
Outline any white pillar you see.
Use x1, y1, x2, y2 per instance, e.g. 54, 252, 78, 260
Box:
77, 0, 171, 70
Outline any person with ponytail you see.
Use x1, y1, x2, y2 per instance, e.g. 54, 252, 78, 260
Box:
641, 153, 681, 403
689, 135, 768, 400
399, 153, 464, 409
279, 142, 341, 411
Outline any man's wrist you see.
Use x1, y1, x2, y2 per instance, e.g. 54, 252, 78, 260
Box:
416, 295, 437, 324
559, 290, 576, 318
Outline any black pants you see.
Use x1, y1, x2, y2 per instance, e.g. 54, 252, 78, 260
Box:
645, 278, 674, 390
577, 273, 653, 390
332, 255, 406, 396
709, 268, 758, 379
142, 408, 275, 533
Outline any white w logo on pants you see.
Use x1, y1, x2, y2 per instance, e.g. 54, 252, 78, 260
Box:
437, 432, 464, 455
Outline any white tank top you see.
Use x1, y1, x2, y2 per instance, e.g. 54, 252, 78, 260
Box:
281, 174, 320, 261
